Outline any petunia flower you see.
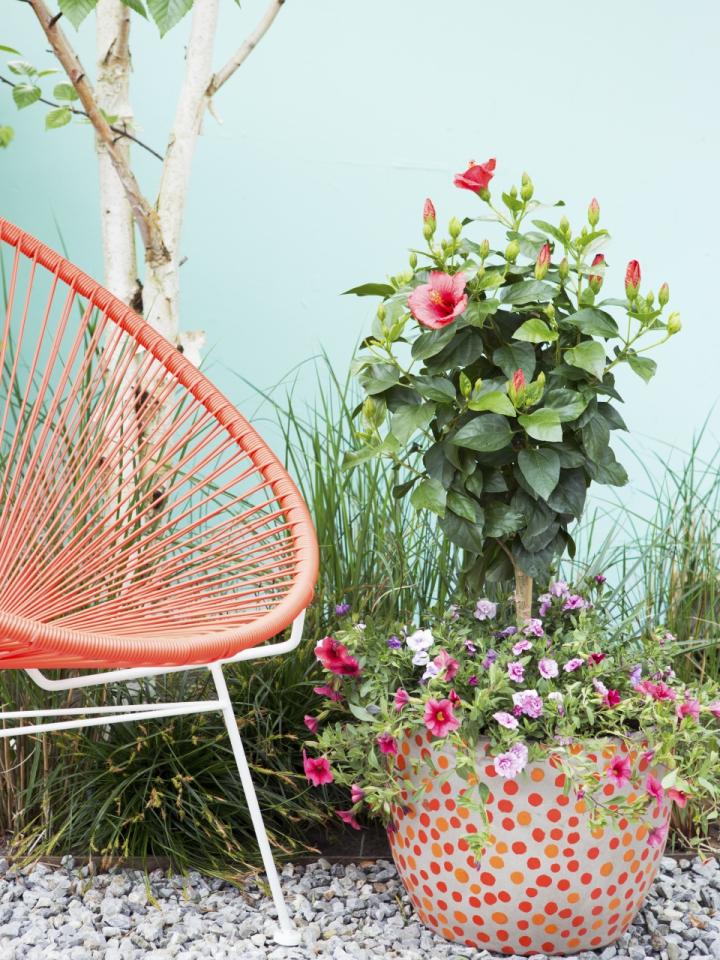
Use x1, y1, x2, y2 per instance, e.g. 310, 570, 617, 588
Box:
482, 649, 498, 669
408, 271, 468, 329
412, 650, 430, 667
493, 711, 519, 730
350, 784, 365, 804
676, 698, 700, 722
468, 675, 479, 687
523, 618, 545, 637
386, 635, 402, 650
421, 662, 440, 682
512, 689, 543, 719
563, 595, 586, 612
303, 751, 334, 787
538, 658, 558, 680
603, 689, 621, 708
406, 629, 434, 652
313, 684, 343, 702
433, 649, 460, 681
549, 580, 570, 597
394, 688, 409, 711
494, 742, 528, 779
563, 658, 584, 673
629, 665, 643, 686
303, 715, 319, 734
646, 774, 664, 805
314, 636, 361, 677
709, 701, 720, 718
336, 809, 362, 830
376, 733, 398, 756
507, 661, 525, 683
587, 652, 606, 665
667, 787, 688, 808
474, 598, 498, 621
512, 638, 532, 655
647, 825, 667, 847
424, 698, 461, 737
607, 755, 632, 788
538, 593, 553, 617
335, 602, 351, 617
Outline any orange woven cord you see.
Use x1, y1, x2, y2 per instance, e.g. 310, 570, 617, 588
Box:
0, 218, 319, 668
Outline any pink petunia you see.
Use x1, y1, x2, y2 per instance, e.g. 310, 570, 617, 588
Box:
507, 661, 525, 683
394, 688, 410, 711
303, 751, 334, 787
448, 688, 461, 705
538, 658, 558, 679
676, 698, 700, 722
376, 733, 398, 756
454, 158, 496, 193
303, 715, 319, 734
408, 271, 468, 330
494, 742, 529, 779
350, 784, 365, 804
314, 636, 361, 677
635, 680, 676, 701
709, 701, 720, 718
512, 638, 533, 656
433, 649, 460, 682
607, 754, 632, 788
646, 774, 664, 805
336, 809, 362, 830
563, 657, 584, 673
493, 711, 519, 730
313, 684, 343, 702
603, 689, 621, 708
648, 824, 667, 847
667, 787, 688, 808
424, 698, 461, 738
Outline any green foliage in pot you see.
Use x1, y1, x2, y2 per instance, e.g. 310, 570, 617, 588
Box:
345, 159, 681, 620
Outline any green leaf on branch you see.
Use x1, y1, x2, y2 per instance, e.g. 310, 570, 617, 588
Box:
500, 279, 557, 305
121, 0, 149, 14
518, 408, 563, 443
53, 83, 79, 101
0, 126, 14, 149
411, 374, 456, 403
464, 298, 500, 327
483, 501, 525, 537
410, 477, 447, 516
532, 219, 567, 245
518, 448, 561, 500
58, 0, 100, 28
452, 414, 513, 452
543, 388, 590, 423
447, 491, 480, 523
440, 510, 485, 552
493, 342, 536, 381
467, 390, 516, 416
581, 415, 611, 461
513, 318, 558, 344
547, 469, 587, 516
7, 60, 37, 77
563, 307, 619, 339
626, 353, 657, 382
564, 341, 607, 380
412, 326, 455, 361
147, 0, 194, 33
342, 282, 395, 298
358, 363, 400, 396
45, 107, 71, 129
0, 46, 21, 55
390, 402, 435, 444
11, 82, 41, 109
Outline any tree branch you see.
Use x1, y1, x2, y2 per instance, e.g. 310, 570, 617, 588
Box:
26, 0, 161, 256
207, 0, 285, 98
0, 74, 163, 161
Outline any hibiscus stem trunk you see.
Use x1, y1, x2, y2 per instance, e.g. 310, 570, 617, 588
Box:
513, 565, 533, 625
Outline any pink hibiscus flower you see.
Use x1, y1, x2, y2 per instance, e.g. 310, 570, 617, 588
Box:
433, 649, 460, 681
454, 157, 496, 193
336, 809, 362, 830
424, 698, 461, 738
408, 271, 468, 329
646, 774, 664, 805
607, 754, 632, 788
303, 751, 334, 787
314, 636, 361, 677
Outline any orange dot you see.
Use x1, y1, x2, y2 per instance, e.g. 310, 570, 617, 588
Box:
544, 844, 559, 858
495, 841, 509, 854
545, 923, 558, 934
517, 810, 532, 826
454, 910, 468, 924
489, 856, 505, 870
454, 867, 469, 884
567, 892, 580, 904
438, 754, 449, 770
532, 913, 545, 926
531, 767, 545, 782
510, 871, 525, 884
491, 911, 508, 924
600, 862, 614, 877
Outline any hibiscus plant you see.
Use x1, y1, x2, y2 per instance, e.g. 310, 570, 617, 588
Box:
345, 159, 681, 620
303, 580, 720, 854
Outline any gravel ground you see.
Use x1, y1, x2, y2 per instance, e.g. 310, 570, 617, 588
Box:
0, 855, 719, 960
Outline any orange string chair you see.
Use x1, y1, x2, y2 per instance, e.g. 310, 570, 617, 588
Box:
0, 218, 319, 945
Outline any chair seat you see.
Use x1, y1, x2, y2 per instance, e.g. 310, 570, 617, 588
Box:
0, 219, 318, 668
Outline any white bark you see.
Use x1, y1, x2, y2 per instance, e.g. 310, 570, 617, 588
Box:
96, 0, 137, 304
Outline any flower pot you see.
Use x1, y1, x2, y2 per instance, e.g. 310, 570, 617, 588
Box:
388, 729, 670, 957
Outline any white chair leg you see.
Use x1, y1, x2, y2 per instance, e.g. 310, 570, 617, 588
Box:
209, 663, 300, 947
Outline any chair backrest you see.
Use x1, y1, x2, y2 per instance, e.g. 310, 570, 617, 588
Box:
0, 218, 318, 669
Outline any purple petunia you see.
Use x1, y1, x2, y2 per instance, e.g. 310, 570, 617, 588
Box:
496, 626, 518, 639
524, 618, 545, 638
465, 639, 477, 655
563, 657, 584, 673
512, 638, 533, 655
493, 711, 519, 730
563, 594, 587, 612
335, 602, 351, 617
629, 664, 643, 686
386, 635, 402, 649
474, 598, 498, 621
507, 661, 525, 683
549, 580, 570, 597
482, 649, 498, 669
512, 689, 544, 718
494, 742, 529, 779
538, 593, 553, 617
538, 657, 559, 680
468, 675, 479, 686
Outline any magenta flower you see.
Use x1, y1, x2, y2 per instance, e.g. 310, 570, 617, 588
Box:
646, 774, 664, 805
350, 784, 365, 804
512, 638, 532, 655
538, 658, 558, 680
594, 573, 607, 584
538, 593, 553, 616
549, 580, 570, 597
424, 698, 461, 738
303, 715, 319, 734
647, 824, 667, 848
563, 595, 586, 612
448, 688, 460, 705
676, 698, 700, 722
408, 271, 468, 330
523, 618, 545, 638
587, 652, 606, 665
303, 752, 334, 787
507, 661, 525, 683
482, 649, 498, 669
394, 688, 410, 711
563, 658, 584, 673
376, 733, 398, 756
603, 689, 621, 708
667, 787, 688, 808
493, 711, 519, 730
313, 684, 343, 702
335, 602, 351, 617
454, 157, 496, 193
636, 680, 677, 701
468, 674, 479, 687
433, 649, 460, 681
512, 689, 544, 719
336, 809, 362, 830
606, 755, 632, 788
494, 742, 528, 779
314, 636, 361, 677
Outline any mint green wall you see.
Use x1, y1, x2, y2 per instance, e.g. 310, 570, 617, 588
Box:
2, 0, 719, 497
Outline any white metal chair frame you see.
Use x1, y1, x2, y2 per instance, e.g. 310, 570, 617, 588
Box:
0, 612, 308, 947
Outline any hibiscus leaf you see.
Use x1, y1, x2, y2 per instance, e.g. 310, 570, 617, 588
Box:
518, 409, 563, 443
518, 448, 561, 500
564, 341, 607, 380
513, 318, 558, 344
343, 282, 396, 298
451, 414, 513, 452
410, 477, 447, 516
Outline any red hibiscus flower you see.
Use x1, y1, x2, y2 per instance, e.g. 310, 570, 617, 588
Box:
408, 271, 467, 329
454, 158, 496, 193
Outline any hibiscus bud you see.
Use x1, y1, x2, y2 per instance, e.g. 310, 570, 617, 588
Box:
521, 172, 534, 201
362, 396, 386, 429
509, 185, 518, 199
559, 257, 570, 281
588, 253, 605, 293
459, 371, 471, 397
658, 282, 669, 306
534, 242, 551, 280
409, 251, 417, 269
625, 259, 641, 299
544, 303, 556, 323
667, 312, 681, 335
423, 221, 435, 241
479, 239, 490, 260
448, 216, 462, 239
376, 304, 386, 323
513, 368, 526, 390
508, 367, 526, 407
423, 197, 436, 225
645, 291, 655, 308
588, 197, 600, 227
505, 239, 520, 263
559, 216, 571, 238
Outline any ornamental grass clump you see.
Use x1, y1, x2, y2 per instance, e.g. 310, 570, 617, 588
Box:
303, 579, 720, 856
344, 157, 681, 620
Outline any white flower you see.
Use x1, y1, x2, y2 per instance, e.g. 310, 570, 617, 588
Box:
422, 663, 439, 681
412, 650, 430, 667
474, 599, 498, 621
406, 629, 434, 652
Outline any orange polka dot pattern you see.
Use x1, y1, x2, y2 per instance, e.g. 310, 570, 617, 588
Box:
387, 731, 670, 957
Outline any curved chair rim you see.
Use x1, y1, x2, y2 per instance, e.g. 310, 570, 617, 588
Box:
0, 217, 319, 667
